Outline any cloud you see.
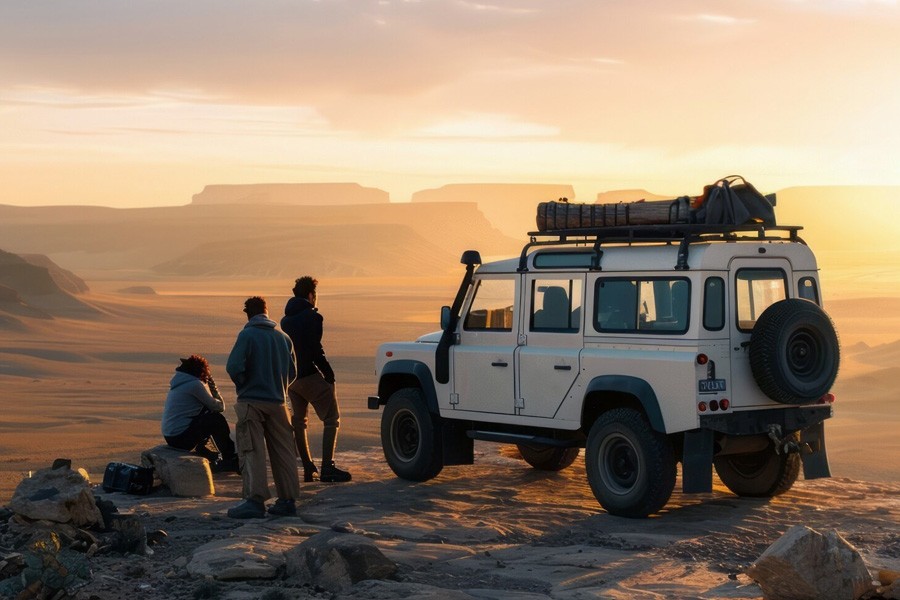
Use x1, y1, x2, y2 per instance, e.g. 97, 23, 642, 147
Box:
413, 113, 559, 139
456, 1, 539, 15
680, 13, 757, 25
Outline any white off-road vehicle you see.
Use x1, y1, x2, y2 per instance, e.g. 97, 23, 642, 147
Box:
368, 219, 839, 517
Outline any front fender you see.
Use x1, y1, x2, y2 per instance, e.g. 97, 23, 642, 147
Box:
584, 375, 665, 432
378, 360, 440, 414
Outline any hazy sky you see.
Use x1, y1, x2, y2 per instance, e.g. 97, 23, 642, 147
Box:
1, 0, 898, 207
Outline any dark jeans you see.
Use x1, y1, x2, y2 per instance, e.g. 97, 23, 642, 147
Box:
165, 411, 236, 459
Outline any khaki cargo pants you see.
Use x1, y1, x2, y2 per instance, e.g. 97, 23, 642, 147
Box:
234, 401, 300, 503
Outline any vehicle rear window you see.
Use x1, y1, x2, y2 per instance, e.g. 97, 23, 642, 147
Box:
735, 268, 787, 331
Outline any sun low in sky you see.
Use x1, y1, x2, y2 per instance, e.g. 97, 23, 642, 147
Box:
1, 0, 898, 207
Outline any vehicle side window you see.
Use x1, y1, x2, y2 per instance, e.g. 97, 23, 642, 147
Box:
594, 278, 689, 334
703, 277, 725, 331
798, 277, 819, 304
735, 268, 787, 331
530, 279, 583, 333
464, 278, 515, 331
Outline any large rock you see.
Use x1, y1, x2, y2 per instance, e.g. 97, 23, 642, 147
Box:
746, 525, 875, 600
187, 529, 298, 580
8, 466, 102, 527
141, 445, 214, 497
285, 531, 398, 593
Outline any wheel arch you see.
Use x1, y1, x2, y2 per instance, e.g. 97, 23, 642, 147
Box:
581, 375, 666, 434
378, 360, 439, 413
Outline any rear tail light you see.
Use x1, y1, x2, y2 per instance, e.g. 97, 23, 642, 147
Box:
697, 401, 707, 412
719, 398, 730, 410
696, 354, 709, 365
819, 393, 835, 404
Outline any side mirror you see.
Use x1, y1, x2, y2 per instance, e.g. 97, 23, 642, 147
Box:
440, 306, 451, 330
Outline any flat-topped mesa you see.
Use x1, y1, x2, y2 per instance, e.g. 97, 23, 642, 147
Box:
412, 183, 575, 238
191, 183, 390, 206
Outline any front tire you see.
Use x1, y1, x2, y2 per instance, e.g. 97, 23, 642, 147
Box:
381, 388, 443, 481
714, 437, 800, 497
516, 444, 579, 471
584, 408, 676, 518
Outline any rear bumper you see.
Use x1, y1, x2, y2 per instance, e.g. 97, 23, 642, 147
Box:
699, 404, 832, 435
682, 404, 832, 493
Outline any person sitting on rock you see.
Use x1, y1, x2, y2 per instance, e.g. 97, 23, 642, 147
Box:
162, 354, 239, 473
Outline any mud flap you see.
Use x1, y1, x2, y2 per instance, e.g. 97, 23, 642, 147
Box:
800, 420, 831, 479
682, 429, 714, 493
442, 419, 474, 466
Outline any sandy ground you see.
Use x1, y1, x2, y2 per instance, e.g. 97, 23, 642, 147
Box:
1, 277, 899, 599
43, 447, 898, 600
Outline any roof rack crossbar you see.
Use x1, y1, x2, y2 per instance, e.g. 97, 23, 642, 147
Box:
516, 223, 804, 271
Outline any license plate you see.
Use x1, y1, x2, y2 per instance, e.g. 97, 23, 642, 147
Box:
699, 379, 726, 393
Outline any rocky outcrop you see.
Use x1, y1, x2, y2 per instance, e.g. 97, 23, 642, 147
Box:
746, 525, 875, 600
140, 445, 214, 497
8, 465, 102, 527
0, 249, 96, 318
19, 253, 89, 294
191, 183, 390, 205
285, 530, 398, 592
412, 183, 575, 238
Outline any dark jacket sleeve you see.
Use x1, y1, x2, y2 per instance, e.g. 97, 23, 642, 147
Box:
311, 313, 335, 383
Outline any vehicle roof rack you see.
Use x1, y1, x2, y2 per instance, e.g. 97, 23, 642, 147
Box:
517, 223, 805, 272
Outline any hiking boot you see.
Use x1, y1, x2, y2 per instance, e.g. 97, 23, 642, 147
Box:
227, 499, 265, 519
320, 462, 352, 483
211, 455, 241, 474
266, 498, 296, 517
302, 462, 319, 483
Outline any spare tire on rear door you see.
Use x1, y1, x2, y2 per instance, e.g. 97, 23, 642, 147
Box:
749, 298, 840, 404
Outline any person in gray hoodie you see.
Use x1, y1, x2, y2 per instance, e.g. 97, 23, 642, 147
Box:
162, 354, 239, 472
225, 296, 301, 519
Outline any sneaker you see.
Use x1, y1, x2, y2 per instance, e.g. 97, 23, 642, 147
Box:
267, 498, 296, 517
320, 462, 352, 483
227, 499, 265, 519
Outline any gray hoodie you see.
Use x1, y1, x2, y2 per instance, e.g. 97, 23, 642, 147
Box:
226, 314, 296, 403
161, 371, 224, 437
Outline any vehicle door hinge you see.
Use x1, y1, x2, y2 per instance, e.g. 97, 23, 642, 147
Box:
515, 397, 525, 409
450, 393, 459, 406
518, 333, 527, 345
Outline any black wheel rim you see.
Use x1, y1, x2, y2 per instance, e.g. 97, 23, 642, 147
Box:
391, 409, 420, 463
599, 434, 640, 494
785, 326, 825, 382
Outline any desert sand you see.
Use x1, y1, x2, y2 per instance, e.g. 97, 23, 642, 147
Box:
1, 275, 899, 599
1, 188, 899, 598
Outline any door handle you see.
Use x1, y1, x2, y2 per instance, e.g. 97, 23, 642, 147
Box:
554, 365, 572, 371
491, 361, 508, 367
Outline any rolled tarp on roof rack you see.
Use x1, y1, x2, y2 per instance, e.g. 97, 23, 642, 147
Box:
535, 175, 776, 232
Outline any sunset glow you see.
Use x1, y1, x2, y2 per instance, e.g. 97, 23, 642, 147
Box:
1, 0, 899, 206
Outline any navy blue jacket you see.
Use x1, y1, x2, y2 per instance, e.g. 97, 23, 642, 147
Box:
281, 296, 336, 383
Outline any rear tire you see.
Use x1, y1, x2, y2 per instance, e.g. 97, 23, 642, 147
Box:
516, 444, 579, 471
584, 408, 676, 518
381, 388, 443, 481
714, 436, 800, 497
